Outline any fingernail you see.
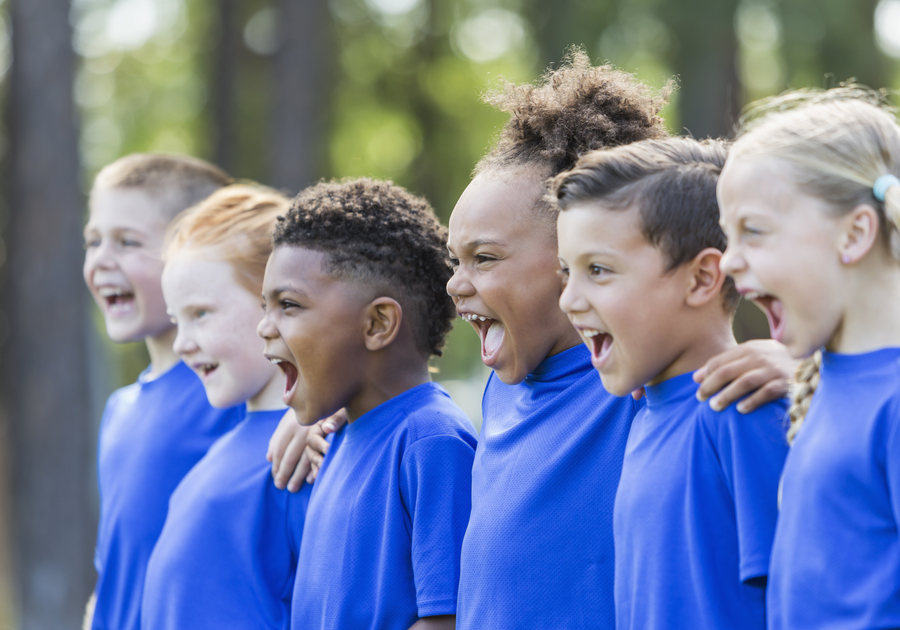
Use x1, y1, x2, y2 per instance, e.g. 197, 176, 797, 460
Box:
737, 402, 748, 414
710, 398, 722, 411
324, 422, 335, 432
696, 392, 706, 402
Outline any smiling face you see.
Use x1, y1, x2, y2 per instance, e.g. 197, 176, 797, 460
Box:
557, 203, 697, 395
718, 157, 846, 358
83, 187, 174, 343
446, 169, 582, 384
162, 254, 281, 410
258, 246, 373, 425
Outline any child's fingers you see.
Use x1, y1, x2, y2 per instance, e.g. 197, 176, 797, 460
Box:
287, 451, 311, 492
707, 367, 769, 411
695, 357, 752, 402
732, 379, 791, 414
274, 428, 308, 490
267, 411, 295, 477
322, 408, 349, 435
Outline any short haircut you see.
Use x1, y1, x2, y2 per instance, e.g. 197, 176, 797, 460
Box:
92, 153, 232, 221
274, 178, 456, 357
550, 137, 740, 311
477, 48, 672, 179
163, 184, 290, 295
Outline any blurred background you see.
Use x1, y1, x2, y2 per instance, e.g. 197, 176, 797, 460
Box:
0, 0, 897, 627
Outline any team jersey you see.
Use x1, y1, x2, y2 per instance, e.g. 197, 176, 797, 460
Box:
769, 348, 900, 629
290, 382, 477, 630
457, 344, 640, 630
91, 361, 243, 630
614, 371, 788, 630
141, 408, 310, 629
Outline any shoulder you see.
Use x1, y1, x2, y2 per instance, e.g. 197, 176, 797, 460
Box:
699, 396, 789, 447
402, 384, 478, 448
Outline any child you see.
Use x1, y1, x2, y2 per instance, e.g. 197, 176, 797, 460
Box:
552, 137, 789, 629
140, 184, 311, 628
258, 178, 477, 630
83, 154, 245, 630
445, 51, 795, 629
718, 90, 900, 629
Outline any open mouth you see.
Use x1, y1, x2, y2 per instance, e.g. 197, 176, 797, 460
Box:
582, 328, 614, 370
98, 287, 135, 316
193, 362, 218, 379
269, 358, 299, 405
460, 312, 504, 366
745, 292, 786, 342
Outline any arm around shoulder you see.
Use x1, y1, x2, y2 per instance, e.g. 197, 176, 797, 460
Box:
408, 614, 455, 630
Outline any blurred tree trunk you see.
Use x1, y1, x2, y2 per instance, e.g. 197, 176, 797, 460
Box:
270, 0, 334, 192
213, 0, 239, 174
4, 0, 94, 628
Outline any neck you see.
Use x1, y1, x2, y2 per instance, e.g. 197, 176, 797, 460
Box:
144, 326, 179, 380
345, 352, 432, 423
247, 372, 288, 412
649, 313, 737, 386
830, 257, 900, 353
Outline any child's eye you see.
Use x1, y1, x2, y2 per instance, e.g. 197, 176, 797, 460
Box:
83, 238, 100, 249
589, 264, 610, 277
474, 254, 495, 264
448, 256, 460, 269
280, 299, 300, 311
557, 267, 569, 286
120, 239, 142, 248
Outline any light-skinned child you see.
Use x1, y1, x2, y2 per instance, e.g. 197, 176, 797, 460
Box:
718, 89, 900, 629
140, 184, 311, 628
553, 137, 788, 629
83, 154, 245, 630
444, 51, 795, 630
258, 178, 477, 630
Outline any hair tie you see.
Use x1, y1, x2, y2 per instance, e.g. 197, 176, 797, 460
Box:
874, 174, 900, 202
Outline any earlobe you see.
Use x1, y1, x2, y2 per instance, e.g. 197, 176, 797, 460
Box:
364, 297, 403, 351
839, 204, 880, 264
686, 248, 726, 308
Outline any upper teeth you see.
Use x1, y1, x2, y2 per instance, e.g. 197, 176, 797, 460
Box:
98, 287, 128, 297
582, 329, 602, 338
269, 358, 284, 365
461, 313, 489, 322
744, 291, 762, 300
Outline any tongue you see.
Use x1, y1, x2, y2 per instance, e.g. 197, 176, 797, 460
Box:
763, 299, 786, 341
483, 321, 504, 358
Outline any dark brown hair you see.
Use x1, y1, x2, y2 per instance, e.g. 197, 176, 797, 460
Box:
477, 48, 672, 179
274, 178, 455, 357
550, 137, 740, 311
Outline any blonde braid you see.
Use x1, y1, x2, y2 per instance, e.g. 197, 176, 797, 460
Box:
883, 183, 900, 259
787, 351, 822, 444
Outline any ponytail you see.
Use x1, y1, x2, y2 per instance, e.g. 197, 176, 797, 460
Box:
879, 180, 900, 259
787, 351, 822, 443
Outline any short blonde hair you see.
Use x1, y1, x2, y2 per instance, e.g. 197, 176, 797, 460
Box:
92, 153, 232, 221
730, 87, 900, 441
164, 184, 290, 294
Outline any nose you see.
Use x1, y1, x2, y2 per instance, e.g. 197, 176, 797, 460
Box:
171, 324, 198, 357
257, 309, 278, 340
446, 265, 474, 299
558, 275, 588, 315
85, 239, 117, 272
719, 243, 745, 277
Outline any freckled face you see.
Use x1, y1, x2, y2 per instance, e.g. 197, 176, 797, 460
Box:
446, 170, 582, 385
258, 246, 372, 425
718, 157, 845, 357
163, 254, 279, 409
83, 188, 173, 343
557, 203, 692, 396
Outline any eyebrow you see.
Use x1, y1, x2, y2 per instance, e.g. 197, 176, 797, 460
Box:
269, 285, 309, 299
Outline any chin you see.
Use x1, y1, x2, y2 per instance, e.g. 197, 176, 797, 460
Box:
598, 373, 635, 398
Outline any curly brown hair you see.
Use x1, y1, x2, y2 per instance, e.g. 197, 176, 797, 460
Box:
478, 48, 673, 178
274, 178, 455, 358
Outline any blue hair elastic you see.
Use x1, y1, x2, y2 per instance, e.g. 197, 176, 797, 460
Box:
874, 174, 900, 202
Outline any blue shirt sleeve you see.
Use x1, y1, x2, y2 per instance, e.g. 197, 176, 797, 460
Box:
711, 402, 789, 582
399, 434, 476, 618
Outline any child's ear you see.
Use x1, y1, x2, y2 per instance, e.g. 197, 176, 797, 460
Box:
363, 297, 403, 351
838, 204, 880, 264
685, 248, 727, 308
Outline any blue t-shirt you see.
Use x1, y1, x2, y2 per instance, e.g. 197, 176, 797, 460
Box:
290, 382, 477, 630
91, 361, 243, 630
614, 371, 788, 630
768, 348, 900, 629
141, 408, 310, 629
457, 344, 640, 630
